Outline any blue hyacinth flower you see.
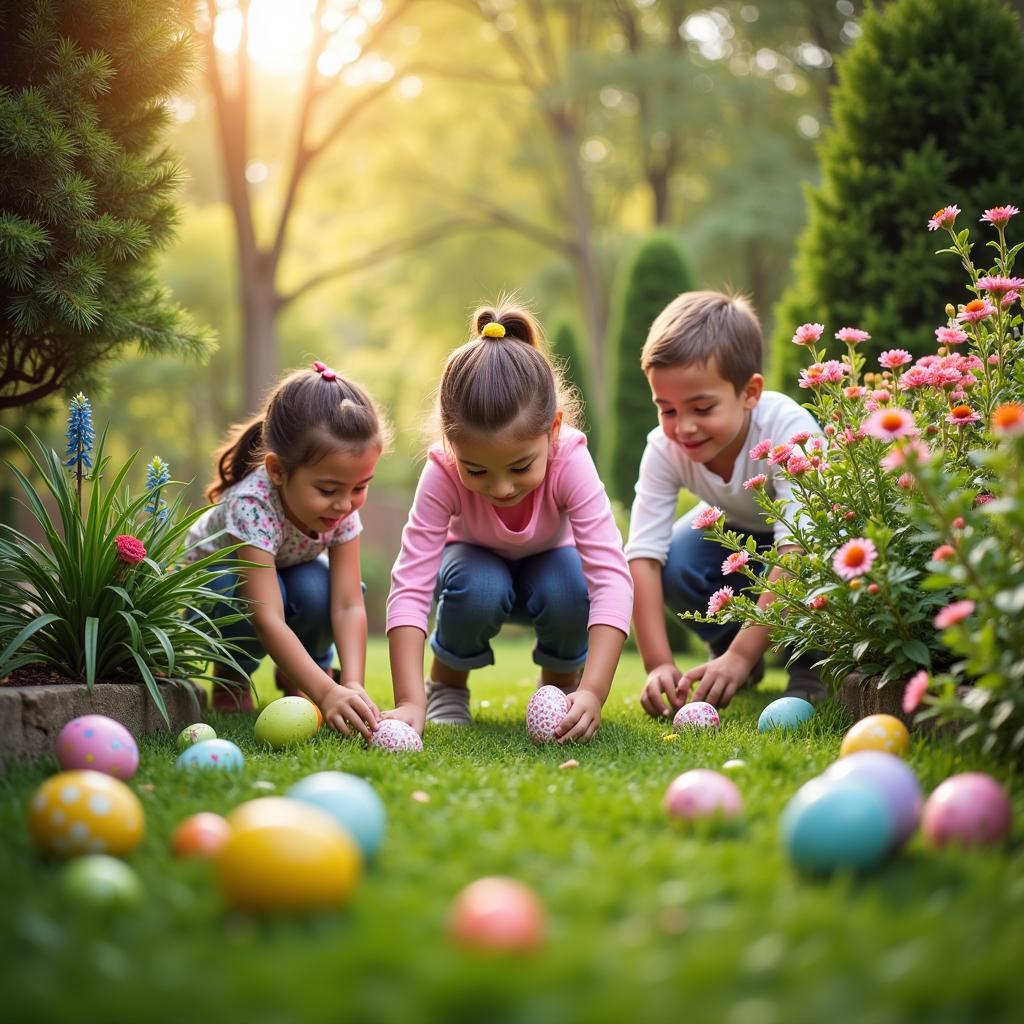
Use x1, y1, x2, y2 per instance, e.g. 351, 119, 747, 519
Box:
64, 392, 95, 473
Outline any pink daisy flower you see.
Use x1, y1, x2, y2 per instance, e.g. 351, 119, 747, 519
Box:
987, 354, 1000, 366
691, 506, 724, 530
958, 298, 996, 323
721, 551, 750, 575
902, 670, 929, 714
974, 493, 994, 507
749, 439, 772, 460
786, 454, 813, 475
927, 205, 960, 231
798, 361, 848, 389
789, 430, 812, 446
743, 473, 767, 490
947, 404, 981, 427
767, 443, 794, 466
991, 403, 1024, 436
931, 544, 956, 562
880, 439, 931, 472
792, 323, 825, 345
807, 595, 829, 610
833, 537, 877, 580
835, 327, 871, 345
933, 600, 975, 629
1002, 290, 1018, 308
980, 205, 1019, 227
707, 586, 734, 616
897, 366, 933, 391
897, 473, 915, 489
976, 275, 1024, 295
935, 326, 968, 346
862, 407, 918, 441
878, 349, 912, 369
844, 386, 866, 400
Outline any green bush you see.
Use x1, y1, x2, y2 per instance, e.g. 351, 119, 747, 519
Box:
550, 317, 599, 462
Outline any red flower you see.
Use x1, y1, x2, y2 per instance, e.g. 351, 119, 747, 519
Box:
115, 534, 147, 565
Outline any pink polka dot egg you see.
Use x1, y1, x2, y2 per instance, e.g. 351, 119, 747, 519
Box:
56, 715, 139, 779
664, 769, 743, 822
672, 701, 720, 731
526, 685, 570, 743
368, 719, 423, 752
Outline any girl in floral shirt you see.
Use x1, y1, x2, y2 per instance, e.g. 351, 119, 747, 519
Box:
187, 361, 390, 737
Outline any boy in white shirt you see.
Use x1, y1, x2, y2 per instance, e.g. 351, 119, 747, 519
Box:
626, 290, 825, 714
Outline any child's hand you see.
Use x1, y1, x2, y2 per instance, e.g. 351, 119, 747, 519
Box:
382, 702, 426, 736
320, 685, 381, 740
682, 651, 755, 709
640, 662, 685, 718
555, 689, 602, 743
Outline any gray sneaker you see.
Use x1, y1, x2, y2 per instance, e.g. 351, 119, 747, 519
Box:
425, 681, 472, 725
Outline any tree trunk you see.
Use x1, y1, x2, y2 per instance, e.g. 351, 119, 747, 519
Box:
240, 253, 280, 414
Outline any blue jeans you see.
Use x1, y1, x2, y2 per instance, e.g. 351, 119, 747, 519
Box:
203, 555, 335, 675
430, 543, 590, 673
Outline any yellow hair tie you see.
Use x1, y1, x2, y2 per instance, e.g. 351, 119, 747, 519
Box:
482, 322, 505, 339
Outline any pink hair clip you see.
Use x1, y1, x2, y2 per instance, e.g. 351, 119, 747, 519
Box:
312, 360, 337, 381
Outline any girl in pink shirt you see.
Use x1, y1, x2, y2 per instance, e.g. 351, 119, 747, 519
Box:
385, 303, 632, 742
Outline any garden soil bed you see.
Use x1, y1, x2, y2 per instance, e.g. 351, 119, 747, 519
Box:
0, 666, 205, 768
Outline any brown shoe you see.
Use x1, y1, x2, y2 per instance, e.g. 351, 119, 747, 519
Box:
210, 670, 254, 712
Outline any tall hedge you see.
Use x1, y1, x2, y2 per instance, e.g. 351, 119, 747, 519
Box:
771, 0, 1024, 391
550, 317, 599, 461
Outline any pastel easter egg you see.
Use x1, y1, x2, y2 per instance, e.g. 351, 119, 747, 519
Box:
177, 723, 217, 751
254, 696, 319, 749
215, 798, 362, 911
840, 714, 910, 758
288, 771, 387, 860
28, 770, 145, 859
757, 697, 815, 734
526, 685, 570, 743
175, 738, 245, 772
781, 776, 892, 874
368, 719, 423, 752
450, 877, 546, 952
171, 812, 232, 859
824, 751, 922, 848
60, 854, 143, 908
921, 772, 1012, 849
664, 769, 743, 822
672, 701, 721, 731
56, 715, 139, 779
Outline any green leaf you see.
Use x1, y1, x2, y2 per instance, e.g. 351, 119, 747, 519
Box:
84, 616, 98, 687
0, 613, 62, 675
903, 639, 932, 666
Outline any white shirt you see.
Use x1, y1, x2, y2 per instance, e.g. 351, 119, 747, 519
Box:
624, 390, 820, 562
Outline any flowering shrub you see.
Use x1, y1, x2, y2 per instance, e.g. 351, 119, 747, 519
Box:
0, 395, 249, 723
686, 205, 1022, 695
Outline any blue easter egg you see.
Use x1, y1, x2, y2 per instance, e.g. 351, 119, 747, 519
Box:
758, 696, 815, 733
288, 771, 387, 860
781, 777, 893, 874
824, 751, 922, 848
175, 738, 245, 772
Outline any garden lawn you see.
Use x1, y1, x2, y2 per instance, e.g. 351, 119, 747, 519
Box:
1, 636, 1022, 1024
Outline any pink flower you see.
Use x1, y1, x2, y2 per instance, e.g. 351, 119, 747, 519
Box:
880, 439, 931, 472
987, 354, 1000, 366
947, 404, 981, 427
958, 299, 996, 323
115, 534, 147, 565
897, 473, 915, 490
927, 205, 960, 231
933, 600, 975, 630
835, 327, 871, 345
789, 431, 812, 446
897, 366, 934, 391
799, 361, 848, 389
902, 670, 929, 714
991, 403, 1024, 436
833, 537, 877, 580
1002, 291, 1018, 308
931, 544, 956, 562
935, 326, 968, 346
878, 349, 912, 369
691, 506, 724, 530
721, 551, 750, 575
844, 386, 865, 400
976, 275, 1024, 295
785, 454, 813, 475
749, 439, 772, 460
743, 473, 767, 490
792, 323, 825, 345
980, 205, 1019, 227
952, 516, 965, 529
862, 407, 918, 441
707, 586, 734, 616
767, 443, 794, 466
807, 595, 829, 610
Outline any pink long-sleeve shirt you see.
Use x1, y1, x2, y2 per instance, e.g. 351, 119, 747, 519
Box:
386, 427, 633, 637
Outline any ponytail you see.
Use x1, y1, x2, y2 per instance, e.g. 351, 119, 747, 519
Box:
208, 417, 263, 502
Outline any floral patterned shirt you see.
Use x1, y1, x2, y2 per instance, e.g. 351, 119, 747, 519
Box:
185, 465, 362, 567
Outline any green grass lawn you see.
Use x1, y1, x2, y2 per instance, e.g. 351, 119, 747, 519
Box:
2, 636, 1022, 1024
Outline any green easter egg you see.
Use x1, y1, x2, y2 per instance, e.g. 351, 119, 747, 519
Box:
177, 723, 217, 751
254, 697, 319, 750
61, 855, 143, 908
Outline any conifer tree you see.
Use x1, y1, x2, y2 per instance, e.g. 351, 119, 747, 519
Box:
550, 317, 599, 462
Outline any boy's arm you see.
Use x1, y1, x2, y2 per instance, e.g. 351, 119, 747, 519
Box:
632, 558, 685, 718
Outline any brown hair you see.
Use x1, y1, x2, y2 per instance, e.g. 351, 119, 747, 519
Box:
640, 290, 763, 392
438, 301, 579, 441
207, 365, 391, 502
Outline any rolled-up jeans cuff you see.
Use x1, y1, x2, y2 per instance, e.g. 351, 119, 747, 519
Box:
532, 645, 587, 673
429, 630, 496, 671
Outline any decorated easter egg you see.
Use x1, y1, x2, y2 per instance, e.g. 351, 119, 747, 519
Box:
254, 696, 320, 749
672, 701, 720, 731
175, 738, 244, 772
664, 769, 743, 822
450, 877, 546, 952
288, 771, 387, 860
60, 854, 143, 908
171, 812, 232, 859
56, 715, 139, 779
28, 770, 145, 859
757, 696, 815, 734
526, 685, 570, 743
303, 690, 324, 729
781, 776, 892, 874
368, 719, 423, 752
215, 797, 362, 911
921, 772, 1012, 849
824, 750, 922, 848
840, 714, 910, 758
177, 723, 217, 751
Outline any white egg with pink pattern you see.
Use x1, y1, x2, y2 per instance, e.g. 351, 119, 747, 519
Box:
526, 685, 570, 743
369, 719, 423, 752
672, 701, 720, 732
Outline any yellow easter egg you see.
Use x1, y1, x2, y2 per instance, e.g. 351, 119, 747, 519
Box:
840, 714, 910, 758
28, 770, 145, 859
215, 798, 361, 911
